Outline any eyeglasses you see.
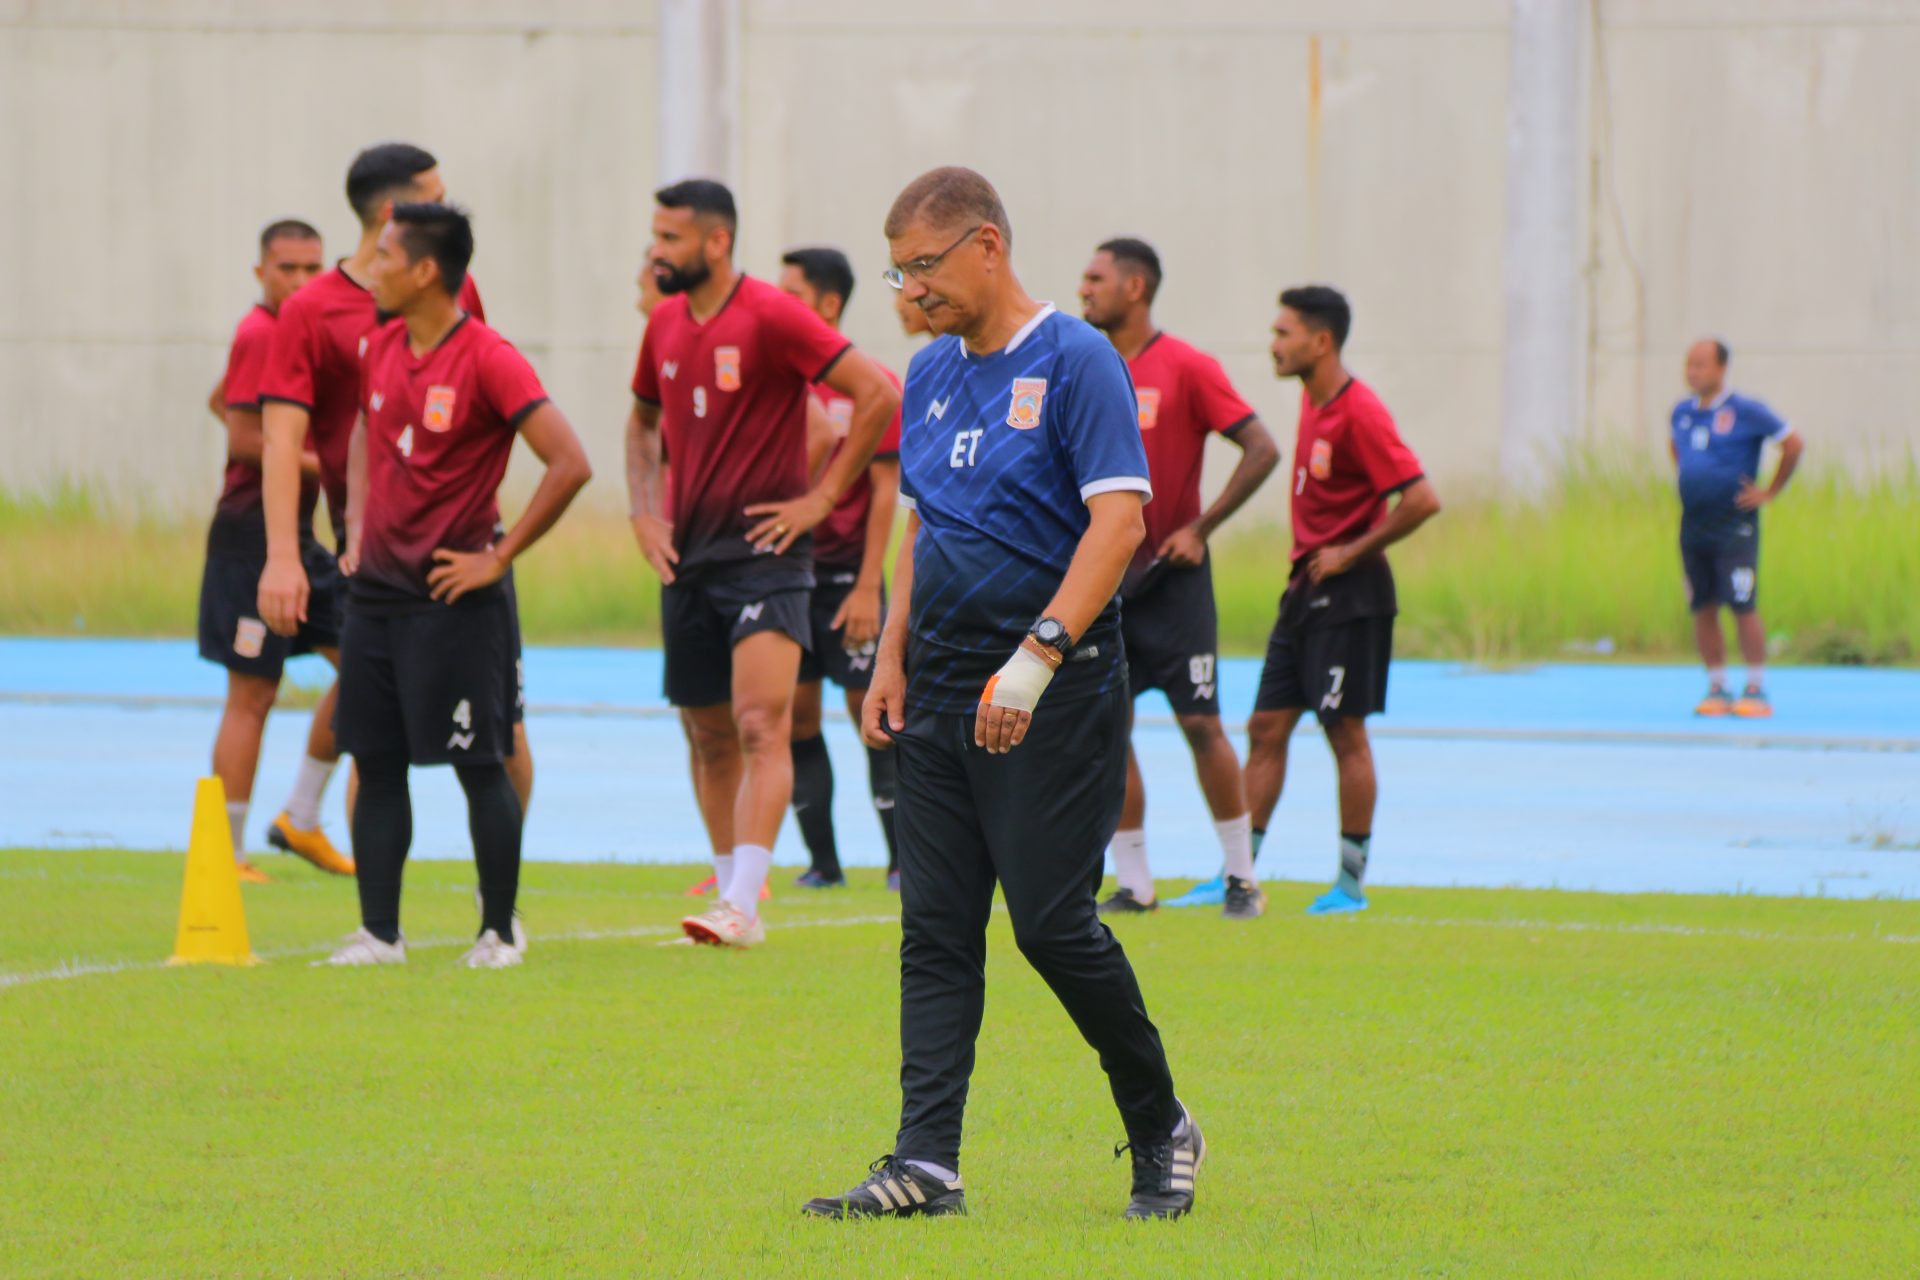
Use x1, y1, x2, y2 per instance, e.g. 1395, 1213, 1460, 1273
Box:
883, 225, 982, 290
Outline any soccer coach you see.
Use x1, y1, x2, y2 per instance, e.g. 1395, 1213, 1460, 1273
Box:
803, 168, 1201, 1222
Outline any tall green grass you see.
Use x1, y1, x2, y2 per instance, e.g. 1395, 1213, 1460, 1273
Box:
2, 465, 1914, 664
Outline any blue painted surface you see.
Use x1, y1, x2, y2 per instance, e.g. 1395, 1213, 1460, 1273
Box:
2, 639, 1915, 898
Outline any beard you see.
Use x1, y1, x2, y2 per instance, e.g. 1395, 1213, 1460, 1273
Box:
654, 258, 711, 296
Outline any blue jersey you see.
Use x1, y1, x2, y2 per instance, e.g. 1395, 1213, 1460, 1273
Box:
1671, 391, 1791, 540
899, 305, 1153, 715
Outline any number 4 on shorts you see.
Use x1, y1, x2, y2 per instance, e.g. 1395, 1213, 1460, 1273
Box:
447, 698, 475, 750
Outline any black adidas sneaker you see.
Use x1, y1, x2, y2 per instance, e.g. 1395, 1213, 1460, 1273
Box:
1119, 1102, 1205, 1220
801, 1155, 966, 1219
1098, 887, 1158, 916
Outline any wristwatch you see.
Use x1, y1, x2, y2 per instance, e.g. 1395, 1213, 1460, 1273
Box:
1029, 616, 1073, 661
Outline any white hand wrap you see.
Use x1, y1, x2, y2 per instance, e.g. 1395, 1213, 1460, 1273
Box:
981, 643, 1056, 714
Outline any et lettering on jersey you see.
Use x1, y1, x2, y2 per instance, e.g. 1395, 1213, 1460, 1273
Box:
353, 315, 546, 609
1124, 331, 1257, 571
259, 263, 484, 542
1670, 391, 1791, 540
631, 275, 853, 580
809, 364, 903, 570
1282, 378, 1424, 628
898, 305, 1152, 715
209, 303, 319, 558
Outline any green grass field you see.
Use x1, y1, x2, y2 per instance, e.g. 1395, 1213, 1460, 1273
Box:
4, 464, 1915, 664
3, 848, 1915, 1278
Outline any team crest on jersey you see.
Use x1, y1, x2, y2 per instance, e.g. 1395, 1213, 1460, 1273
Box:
1309, 438, 1333, 480
1007, 377, 1047, 430
827, 398, 853, 438
423, 385, 457, 433
715, 346, 742, 392
1713, 407, 1735, 436
1137, 387, 1161, 430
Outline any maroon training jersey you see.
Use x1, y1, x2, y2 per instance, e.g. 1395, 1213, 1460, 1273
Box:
1289, 377, 1423, 561
260, 262, 484, 538
355, 315, 545, 605
809, 362, 902, 569
209, 304, 319, 557
1125, 331, 1257, 565
630, 275, 852, 576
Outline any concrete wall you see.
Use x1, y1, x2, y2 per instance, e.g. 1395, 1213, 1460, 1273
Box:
1, 0, 1914, 524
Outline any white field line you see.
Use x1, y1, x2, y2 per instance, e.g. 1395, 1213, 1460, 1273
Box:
0, 912, 902, 995
1366, 914, 1920, 946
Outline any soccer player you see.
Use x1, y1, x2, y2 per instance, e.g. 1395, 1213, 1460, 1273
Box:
804, 167, 1200, 1222
199, 219, 354, 882
776, 246, 905, 891
625, 180, 899, 947
324, 203, 591, 967
1671, 338, 1803, 717
1079, 238, 1279, 919
1244, 287, 1441, 915
255, 143, 538, 819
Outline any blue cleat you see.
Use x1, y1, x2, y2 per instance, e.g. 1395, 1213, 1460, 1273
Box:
1306, 886, 1368, 915
1163, 874, 1227, 908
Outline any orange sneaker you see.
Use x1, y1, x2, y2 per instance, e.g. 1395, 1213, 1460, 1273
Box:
235, 859, 271, 885
1694, 687, 1734, 717
268, 813, 356, 876
1733, 688, 1772, 719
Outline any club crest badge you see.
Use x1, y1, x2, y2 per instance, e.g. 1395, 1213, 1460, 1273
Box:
423, 385, 457, 433
827, 397, 853, 438
1713, 407, 1735, 436
715, 346, 742, 392
1136, 387, 1161, 431
1309, 437, 1333, 480
1007, 377, 1047, 430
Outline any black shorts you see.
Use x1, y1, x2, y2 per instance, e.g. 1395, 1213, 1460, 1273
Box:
797, 567, 884, 691
196, 538, 343, 680
1254, 616, 1394, 723
1681, 529, 1759, 614
661, 563, 812, 707
335, 590, 521, 766
1121, 558, 1220, 716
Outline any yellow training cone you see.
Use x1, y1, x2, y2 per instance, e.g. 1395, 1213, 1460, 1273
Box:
168, 777, 259, 966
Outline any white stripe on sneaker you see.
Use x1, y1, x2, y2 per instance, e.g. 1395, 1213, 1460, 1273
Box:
868, 1182, 896, 1210
884, 1178, 909, 1207
904, 1179, 927, 1204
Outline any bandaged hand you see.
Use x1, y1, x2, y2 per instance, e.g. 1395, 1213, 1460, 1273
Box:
975, 638, 1061, 754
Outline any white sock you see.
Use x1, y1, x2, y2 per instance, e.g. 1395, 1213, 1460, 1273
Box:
905, 1158, 959, 1184
226, 801, 250, 859
1112, 828, 1153, 901
1745, 665, 1765, 692
1215, 813, 1255, 883
1706, 666, 1727, 690
713, 852, 735, 894
724, 844, 772, 917
283, 754, 338, 829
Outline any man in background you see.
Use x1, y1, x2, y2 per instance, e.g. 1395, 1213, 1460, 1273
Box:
1671, 338, 1803, 718
199, 219, 354, 882
1079, 237, 1278, 918
778, 246, 904, 891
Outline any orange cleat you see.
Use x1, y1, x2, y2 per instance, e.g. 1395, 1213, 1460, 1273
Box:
268, 813, 356, 876
235, 858, 272, 885
1733, 688, 1772, 719
1694, 687, 1734, 718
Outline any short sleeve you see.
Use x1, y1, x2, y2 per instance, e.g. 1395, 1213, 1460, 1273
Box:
1058, 341, 1152, 504
259, 296, 318, 409
458, 275, 487, 324
1752, 399, 1792, 441
1185, 351, 1256, 436
767, 290, 854, 384
477, 339, 549, 429
631, 324, 660, 405
1351, 398, 1425, 496
224, 315, 271, 410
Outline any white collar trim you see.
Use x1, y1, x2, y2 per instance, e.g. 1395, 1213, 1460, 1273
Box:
1696, 388, 1732, 411
964, 303, 1056, 360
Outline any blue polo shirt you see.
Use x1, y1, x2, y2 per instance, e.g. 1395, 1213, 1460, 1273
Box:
898, 304, 1153, 715
1671, 390, 1792, 541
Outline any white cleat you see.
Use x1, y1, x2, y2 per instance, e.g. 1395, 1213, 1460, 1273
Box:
317, 928, 407, 966
460, 929, 525, 969
473, 887, 528, 956
680, 900, 765, 948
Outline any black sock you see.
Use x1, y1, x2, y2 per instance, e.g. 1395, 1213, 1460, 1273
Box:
1250, 828, 1266, 865
350, 752, 412, 944
457, 762, 524, 939
791, 734, 840, 879
1338, 831, 1371, 896
867, 745, 899, 872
